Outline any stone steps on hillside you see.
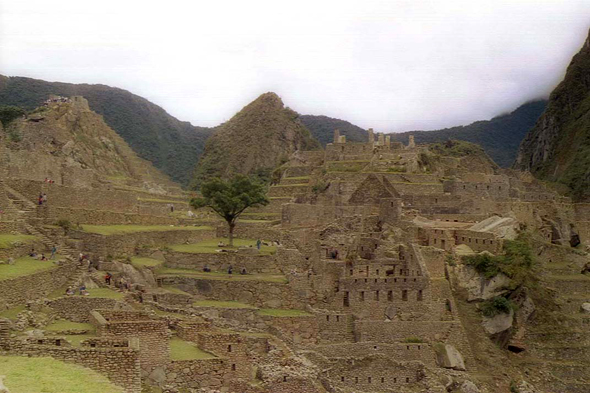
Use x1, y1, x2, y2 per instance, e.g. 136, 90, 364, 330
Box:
528, 343, 590, 362
544, 274, 590, 295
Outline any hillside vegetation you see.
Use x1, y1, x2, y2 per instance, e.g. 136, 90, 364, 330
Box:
515, 29, 590, 201
0, 75, 213, 185
191, 92, 320, 188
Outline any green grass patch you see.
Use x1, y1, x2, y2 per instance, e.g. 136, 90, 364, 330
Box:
169, 238, 276, 255
131, 257, 163, 268
169, 338, 216, 360
86, 288, 125, 299
0, 356, 124, 393
80, 224, 213, 236
257, 308, 312, 317
192, 300, 256, 309
0, 305, 25, 320
45, 320, 94, 332
0, 256, 57, 280
481, 296, 514, 317
159, 268, 287, 283
0, 234, 37, 249
162, 285, 191, 295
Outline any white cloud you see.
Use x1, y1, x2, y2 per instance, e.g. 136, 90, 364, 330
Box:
1, 0, 589, 131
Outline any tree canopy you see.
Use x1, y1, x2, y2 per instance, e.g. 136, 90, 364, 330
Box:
189, 175, 269, 245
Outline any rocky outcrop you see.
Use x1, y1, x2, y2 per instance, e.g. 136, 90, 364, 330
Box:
482, 309, 514, 335
434, 343, 466, 371
455, 264, 511, 301
191, 92, 320, 188
514, 28, 590, 200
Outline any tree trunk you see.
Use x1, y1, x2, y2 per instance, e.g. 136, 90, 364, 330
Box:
229, 222, 235, 247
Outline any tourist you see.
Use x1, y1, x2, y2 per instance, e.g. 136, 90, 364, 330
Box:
240, 267, 247, 275
256, 239, 261, 250
227, 265, 233, 275
42, 193, 47, 203
38, 194, 43, 205
79, 285, 88, 296
40, 254, 47, 261
203, 265, 211, 272
218, 241, 226, 248
51, 245, 57, 259
65, 287, 74, 296
29, 248, 37, 258
105, 272, 112, 285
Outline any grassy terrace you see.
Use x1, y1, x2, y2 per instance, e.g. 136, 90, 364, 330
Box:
131, 256, 163, 268
257, 308, 312, 317
79, 224, 213, 236
169, 238, 276, 255
170, 338, 216, 360
192, 300, 256, 309
0, 356, 124, 393
0, 305, 25, 320
0, 256, 58, 280
158, 268, 287, 283
0, 234, 37, 249
86, 288, 125, 299
45, 320, 94, 332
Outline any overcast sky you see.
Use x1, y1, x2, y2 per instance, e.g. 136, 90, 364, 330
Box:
1, 1, 590, 132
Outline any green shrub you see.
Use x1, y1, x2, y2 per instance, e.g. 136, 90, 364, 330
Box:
0, 105, 25, 127
55, 219, 72, 235
481, 296, 513, 317
462, 234, 534, 286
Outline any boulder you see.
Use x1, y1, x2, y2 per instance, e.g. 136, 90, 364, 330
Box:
482, 309, 514, 335
0, 375, 10, 393
581, 303, 590, 314
456, 264, 511, 301
434, 343, 466, 371
458, 380, 480, 393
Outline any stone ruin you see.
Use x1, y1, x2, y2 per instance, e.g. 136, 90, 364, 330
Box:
0, 112, 589, 393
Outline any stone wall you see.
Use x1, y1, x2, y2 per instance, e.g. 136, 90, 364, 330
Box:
164, 358, 229, 391
160, 275, 304, 309
0, 261, 76, 308
71, 227, 215, 257
314, 342, 436, 366
261, 314, 318, 346
322, 355, 426, 391
46, 296, 120, 322
164, 251, 280, 274
91, 310, 169, 371
282, 204, 372, 227
38, 206, 177, 226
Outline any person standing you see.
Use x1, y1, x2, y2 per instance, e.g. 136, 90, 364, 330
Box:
51, 245, 57, 260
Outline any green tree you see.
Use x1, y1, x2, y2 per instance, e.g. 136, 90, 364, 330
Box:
190, 175, 269, 246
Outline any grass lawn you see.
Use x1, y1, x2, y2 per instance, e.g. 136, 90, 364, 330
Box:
0, 234, 37, 249
169, 338, 216, 360
0, 256, 57, 280
0, 305, 25, 320
45, 320, 94, 332
0, 356, 124, 393
86, 288, 125, 299
257, 308, 312, 317
169, 238, 276, 255
80, 224, 213, 236
192, 300, 256, 309
131, 257, 163, 268
159, 268, 287, 283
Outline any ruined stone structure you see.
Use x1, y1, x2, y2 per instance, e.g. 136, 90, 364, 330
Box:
1, 103, 589, 393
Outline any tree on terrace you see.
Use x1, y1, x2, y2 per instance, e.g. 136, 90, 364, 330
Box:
190, 175, 269, 246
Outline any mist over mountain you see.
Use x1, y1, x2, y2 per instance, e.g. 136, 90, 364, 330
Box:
515, 29, 590, 200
